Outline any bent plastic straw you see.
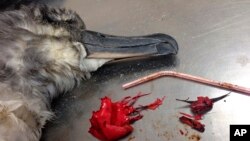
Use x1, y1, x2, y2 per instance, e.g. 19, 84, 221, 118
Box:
122, 71, 250, 96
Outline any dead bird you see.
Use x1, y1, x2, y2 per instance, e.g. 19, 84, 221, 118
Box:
0, 1, 178, 141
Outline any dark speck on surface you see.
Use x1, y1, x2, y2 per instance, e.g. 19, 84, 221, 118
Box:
188, 134, 201, 141
127, 136, 135, 141
139, 129, 143, 132
179, 129, 184, 135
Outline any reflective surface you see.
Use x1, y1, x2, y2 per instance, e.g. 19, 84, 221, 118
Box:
42, 0, 250, 141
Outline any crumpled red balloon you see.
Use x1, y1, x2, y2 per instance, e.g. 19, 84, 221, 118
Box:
190, 96, 213, 114
176, 94, 229, 115
179, 116, 205, 132
89, 93, 165, 141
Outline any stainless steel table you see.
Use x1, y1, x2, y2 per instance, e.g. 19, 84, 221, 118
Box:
42, 0, 250, 140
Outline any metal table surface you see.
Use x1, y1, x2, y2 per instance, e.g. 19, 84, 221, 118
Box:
41, 0, 250, 141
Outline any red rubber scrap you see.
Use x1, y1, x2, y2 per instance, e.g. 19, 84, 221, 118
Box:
89, 92, 165, 141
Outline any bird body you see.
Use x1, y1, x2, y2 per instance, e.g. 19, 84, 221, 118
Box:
0, 5, 98, 141
0, 2, 178, 141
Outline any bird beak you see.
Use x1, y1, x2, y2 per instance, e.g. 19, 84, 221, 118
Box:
81, 30, 178, 60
